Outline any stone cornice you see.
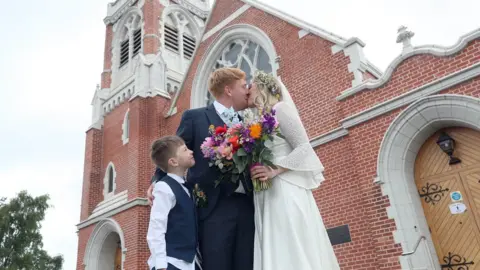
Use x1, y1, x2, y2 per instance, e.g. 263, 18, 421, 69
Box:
337, 27, 480, 101
104, 0, 136, 25
241, 0, 347, 46
76, 197, 148, 230
175, 0, 209, 19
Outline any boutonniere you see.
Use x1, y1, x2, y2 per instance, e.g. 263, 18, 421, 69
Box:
193, 184, 207, 208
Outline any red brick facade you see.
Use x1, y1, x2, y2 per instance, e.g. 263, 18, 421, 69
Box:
76, 1, 480, 269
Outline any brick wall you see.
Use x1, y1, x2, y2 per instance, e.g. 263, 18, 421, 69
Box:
342, 40, 480, 117
176, 5, 355, 138
204, 0, 245, 33
143, 0, 162, 55
101, 24, 113, 89
76, 224, 94, 270
77, 0, 480, 269
76, 206, 151, 270
80, 128, 103, 221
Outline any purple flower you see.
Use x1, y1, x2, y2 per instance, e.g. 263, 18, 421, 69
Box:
243, 142, 254, 153
262, 112, 277, 135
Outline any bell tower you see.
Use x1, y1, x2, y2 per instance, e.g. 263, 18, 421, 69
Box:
76, 0, 209, 269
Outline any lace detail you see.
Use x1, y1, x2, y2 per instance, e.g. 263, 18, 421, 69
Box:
270, 102, 325, 188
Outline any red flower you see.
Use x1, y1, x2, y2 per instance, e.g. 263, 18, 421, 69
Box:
215, 125, 227, 135
228, 136, 240, 152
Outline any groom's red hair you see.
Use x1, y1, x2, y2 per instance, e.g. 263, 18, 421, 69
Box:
208, 68, 246, 98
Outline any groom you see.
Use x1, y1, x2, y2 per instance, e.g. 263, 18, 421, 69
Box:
147, 67, 254, 270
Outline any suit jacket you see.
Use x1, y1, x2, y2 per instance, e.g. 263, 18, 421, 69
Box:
153, 103, 252, 220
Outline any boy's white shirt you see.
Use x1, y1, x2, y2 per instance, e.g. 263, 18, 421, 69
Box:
147, 173, 195, 270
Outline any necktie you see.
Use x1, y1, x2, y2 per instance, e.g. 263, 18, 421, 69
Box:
221, 107, 240, 126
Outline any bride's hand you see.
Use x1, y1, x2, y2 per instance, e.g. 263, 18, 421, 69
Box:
250, 165, 284, 181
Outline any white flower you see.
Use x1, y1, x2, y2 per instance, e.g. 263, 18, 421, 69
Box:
218, 163, 224, 169
241, 108, 261, 124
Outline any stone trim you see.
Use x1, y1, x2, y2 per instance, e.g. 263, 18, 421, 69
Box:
175, 0, 209, 19
341, 62, 480, 128
202, 4, 251, 42
104, 0, 137, 25
121, 109, 130, 145
306, 61, 480, 147
83, 218, 127, 270
165, 57, 479, 148
241, 0, 347, 46
337, 28, 480, 100
190, 24, 279, 109
310, 128, 349, 148
103, 162, 117, 199
77, 198, 149, 230
376, 94, 480, 270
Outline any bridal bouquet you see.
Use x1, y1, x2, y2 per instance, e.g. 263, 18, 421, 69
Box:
200, 108, 283, 191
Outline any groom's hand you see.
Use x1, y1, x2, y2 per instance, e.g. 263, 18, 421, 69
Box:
251, 165, 287, 180
250, 166, 272, 181
147, 183, 155, 206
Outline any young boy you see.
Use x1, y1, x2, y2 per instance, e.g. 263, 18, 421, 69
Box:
147, 135, 197, 270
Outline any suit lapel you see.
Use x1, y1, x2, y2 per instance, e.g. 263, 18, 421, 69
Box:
205, 103, 226, 127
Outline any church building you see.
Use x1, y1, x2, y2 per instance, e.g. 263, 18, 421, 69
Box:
76, 0, 480, 269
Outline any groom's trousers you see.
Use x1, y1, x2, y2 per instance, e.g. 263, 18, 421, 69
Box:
198, 193, 255, 270
151, 263, 201, 270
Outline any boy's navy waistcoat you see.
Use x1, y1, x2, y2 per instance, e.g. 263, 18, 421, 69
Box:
160, 175, 197, 263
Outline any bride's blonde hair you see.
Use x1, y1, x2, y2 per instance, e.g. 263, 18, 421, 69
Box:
252, 70, 282, 112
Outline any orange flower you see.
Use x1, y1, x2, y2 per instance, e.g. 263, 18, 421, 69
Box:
250, 123, 262, 139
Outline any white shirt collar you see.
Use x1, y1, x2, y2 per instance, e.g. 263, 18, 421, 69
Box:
213, 100, 231, 114
167, 173, 185, 185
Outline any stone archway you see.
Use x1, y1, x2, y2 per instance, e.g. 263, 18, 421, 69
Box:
190, 24, 280, 108
83, 218, 126, 270
376, 94, 480, 269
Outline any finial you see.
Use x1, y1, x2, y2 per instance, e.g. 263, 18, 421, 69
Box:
396, 25, 415, 52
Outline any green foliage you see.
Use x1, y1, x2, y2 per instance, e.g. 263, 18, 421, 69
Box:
0, 191, 63, 270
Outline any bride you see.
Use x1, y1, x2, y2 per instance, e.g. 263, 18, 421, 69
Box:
248, 71, 340, 270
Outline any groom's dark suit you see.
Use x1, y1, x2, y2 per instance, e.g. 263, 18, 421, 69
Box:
152, 103, 254, 270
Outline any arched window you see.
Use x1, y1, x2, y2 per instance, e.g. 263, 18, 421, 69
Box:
118, 12, 142, 68
122, 110, 130, 145
191, 25, 279, 108
162, 7, 200, 60
206, 39, 273, 104
107, 166, 114, 193
103, 162, 117, 199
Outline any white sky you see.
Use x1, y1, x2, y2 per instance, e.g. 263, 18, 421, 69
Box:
0, 0, 478, 269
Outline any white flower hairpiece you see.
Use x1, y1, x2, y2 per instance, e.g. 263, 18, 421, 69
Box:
253, 70, 280, 98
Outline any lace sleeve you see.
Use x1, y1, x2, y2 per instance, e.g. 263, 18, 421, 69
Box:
273, 102, 325, 186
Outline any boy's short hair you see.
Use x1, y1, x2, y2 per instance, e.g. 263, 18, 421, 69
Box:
151, 135, 185, 171
208, 67, 246, 98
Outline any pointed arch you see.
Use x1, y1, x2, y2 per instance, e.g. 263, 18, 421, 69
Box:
103, 162, 117, 199
83, 218, 126, 270
377, 94, 480, 269
190, 24, 279, 108
161, 4, 201, 60
111, 7, 144, 87
122, 109, 130, 144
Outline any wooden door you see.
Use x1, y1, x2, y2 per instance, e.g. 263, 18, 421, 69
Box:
415, 127, 480, 269
115, 245, 122, 270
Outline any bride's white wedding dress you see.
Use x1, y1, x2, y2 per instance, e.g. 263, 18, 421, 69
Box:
253, 101, 340, 270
